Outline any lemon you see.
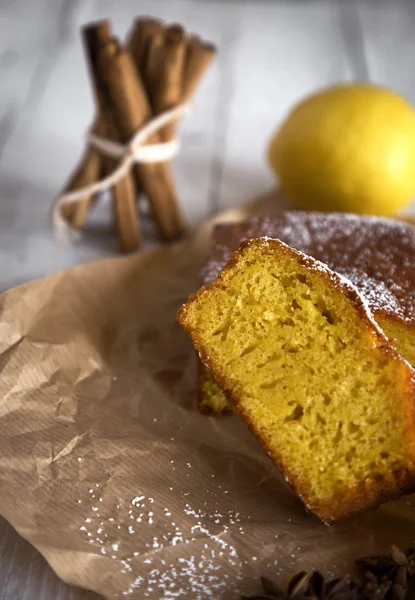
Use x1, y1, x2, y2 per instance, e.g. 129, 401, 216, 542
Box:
268, 84, 415, 215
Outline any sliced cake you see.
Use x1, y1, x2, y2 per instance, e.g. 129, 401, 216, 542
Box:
179, 238, 415, 523
199, 212, 415, 415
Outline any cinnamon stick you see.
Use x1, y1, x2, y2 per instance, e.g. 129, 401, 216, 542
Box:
127, 21, 216, 238
112, 167, 141, 252
60, 21, 113, 228
127, 17, 164, 88
182, 36, 216, 100
83, 21, 141, 251
149, 25, 187, 141
96, 38, 185, 241
96, 110, 141, 252
125, 17, 164, 201
129, 21, 216, 143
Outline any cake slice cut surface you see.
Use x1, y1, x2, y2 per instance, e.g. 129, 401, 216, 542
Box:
179, 238, 415, 523
199, 212, 415, 416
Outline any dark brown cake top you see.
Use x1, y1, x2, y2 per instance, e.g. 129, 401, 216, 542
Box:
202, 211, 415, 323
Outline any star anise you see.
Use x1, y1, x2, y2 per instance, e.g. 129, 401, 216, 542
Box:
244, 546, 415, 600
355, 545, 415, 599
243, 571, 357, 599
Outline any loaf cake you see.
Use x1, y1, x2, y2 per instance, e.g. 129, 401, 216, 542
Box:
179, 238, 415, 523
199, 212, 415, 415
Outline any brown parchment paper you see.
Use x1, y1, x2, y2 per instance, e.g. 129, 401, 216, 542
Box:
1, 192, 415, 600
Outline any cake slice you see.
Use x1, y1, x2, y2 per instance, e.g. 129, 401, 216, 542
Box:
199, 213, 415, 415
179, 238, 415, 523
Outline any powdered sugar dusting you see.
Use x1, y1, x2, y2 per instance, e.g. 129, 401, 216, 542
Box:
76, 463, 263, 598
202, 212, 415, 323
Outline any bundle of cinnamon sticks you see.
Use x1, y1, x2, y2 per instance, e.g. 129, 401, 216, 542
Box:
59, 18, 216, 252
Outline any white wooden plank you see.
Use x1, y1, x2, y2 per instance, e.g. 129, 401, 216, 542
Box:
0, 0, 109, 291
0, 0, 79, 155
217, 1, 358, 211
359, 0, 415, 103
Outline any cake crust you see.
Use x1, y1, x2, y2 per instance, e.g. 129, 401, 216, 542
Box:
202, 212, 415, 325
180, 238, 415, 523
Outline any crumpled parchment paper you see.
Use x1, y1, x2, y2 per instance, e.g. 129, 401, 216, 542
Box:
0, 192, 415, 599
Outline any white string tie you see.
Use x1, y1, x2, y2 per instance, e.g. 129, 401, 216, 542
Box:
52, 102, 192, 242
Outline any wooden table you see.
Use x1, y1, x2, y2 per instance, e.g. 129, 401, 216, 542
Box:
0, 0, 414, 597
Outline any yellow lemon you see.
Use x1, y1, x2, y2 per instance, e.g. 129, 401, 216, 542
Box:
268, 84, 415, 215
